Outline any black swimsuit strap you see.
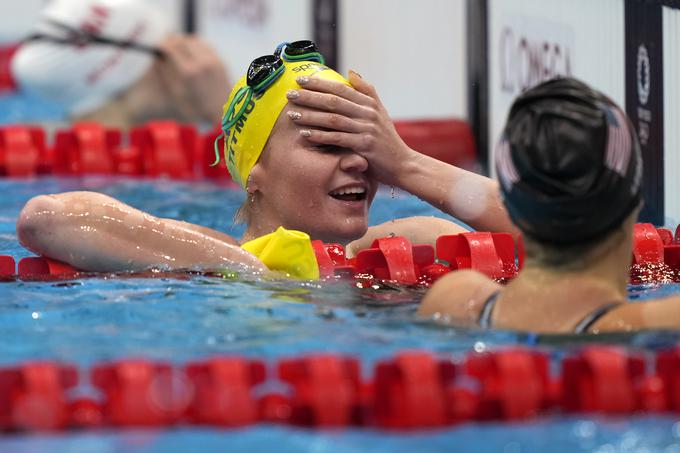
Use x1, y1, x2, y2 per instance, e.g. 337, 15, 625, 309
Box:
478, 291, 501, 329
573, 302, 622, 334
479, 292, 622, 333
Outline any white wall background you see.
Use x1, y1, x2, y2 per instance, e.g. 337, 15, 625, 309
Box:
199, 0, 468, 120
339, 0, 467, 119
664, 6, 680, 225
197, 0, 313, 84
487, 0, 625, 175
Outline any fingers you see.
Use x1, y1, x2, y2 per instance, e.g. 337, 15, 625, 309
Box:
348, 69, 381, 100
297, 128, 375, 153
296, 74, 375, 106
286, 88, 376, 119
286, 108, 367, 133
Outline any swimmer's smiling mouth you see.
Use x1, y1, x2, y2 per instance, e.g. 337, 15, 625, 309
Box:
329, 185, 367, 202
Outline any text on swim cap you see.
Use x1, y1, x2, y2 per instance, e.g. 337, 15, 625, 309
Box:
291, 63, 328, 75
226, 92, 263, 172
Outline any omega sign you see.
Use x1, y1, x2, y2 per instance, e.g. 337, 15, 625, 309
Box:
499, 26, 573, 95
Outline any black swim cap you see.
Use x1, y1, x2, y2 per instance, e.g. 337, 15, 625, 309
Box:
495, 77, 643, 244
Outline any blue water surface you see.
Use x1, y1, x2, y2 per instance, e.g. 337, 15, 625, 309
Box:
0, 92, 66, 125
1, 178, 680, 453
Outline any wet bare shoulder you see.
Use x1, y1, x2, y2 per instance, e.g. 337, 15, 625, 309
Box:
589, 295, 680, 332
419, 269, 500, 326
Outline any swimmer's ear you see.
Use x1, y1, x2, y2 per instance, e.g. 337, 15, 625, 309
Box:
247, 164, 263, 193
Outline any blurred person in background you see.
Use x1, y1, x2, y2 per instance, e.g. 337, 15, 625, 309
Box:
11, 0, 231, 129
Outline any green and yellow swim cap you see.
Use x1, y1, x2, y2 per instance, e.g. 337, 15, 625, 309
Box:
215, 52, 350, 188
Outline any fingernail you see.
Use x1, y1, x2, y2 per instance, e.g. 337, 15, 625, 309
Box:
287, 110, 302, 120
296, 76, 309, 85
349, 69, 362, 78
299, 129, 312, 137
286, 89, 299, 99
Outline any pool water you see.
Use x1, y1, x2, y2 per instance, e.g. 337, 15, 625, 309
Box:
2, 178, 680, 452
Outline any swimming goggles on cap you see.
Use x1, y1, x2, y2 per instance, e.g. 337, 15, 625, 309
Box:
24, 19, 165, 59
211, 40, 325, 166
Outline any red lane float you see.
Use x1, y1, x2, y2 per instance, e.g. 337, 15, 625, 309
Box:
0, 44, 17, 93
130, 121, 198, 178
632, 223, 665, 265
465, 349, 550, 419
4, 222, 680, 285
0, 362, 77, 431
655, 347, 680, 412
279, 355, 363, 426
0, 255, 15, 280
436, 232, 517, 279
630, 223, 680, 282
665, 246, 680, 277
2, 347, 680, 431
0, 126, 46, 177
658, 228, 674, 246
373, 351, 455, 428
92, 361, 189, 427
311, 240, 337, 279
185, 357, 265, 426
561, 347, 646, 413
17, 257, 78, 281
0, 119, 478, 179
53, 123, 121, 175
356, 237, 434, 285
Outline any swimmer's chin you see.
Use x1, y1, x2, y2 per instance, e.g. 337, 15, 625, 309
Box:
314, 226, 370, 246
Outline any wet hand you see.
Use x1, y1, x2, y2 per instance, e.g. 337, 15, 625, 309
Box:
285, 71, 416, 187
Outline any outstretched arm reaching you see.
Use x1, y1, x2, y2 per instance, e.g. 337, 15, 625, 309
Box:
16, 191, 263, 273
285, 72, 518, 236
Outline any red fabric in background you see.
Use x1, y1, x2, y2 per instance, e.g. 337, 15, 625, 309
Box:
0, 44, 18, 93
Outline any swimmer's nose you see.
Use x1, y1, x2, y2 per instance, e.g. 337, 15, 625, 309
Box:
339, 151, 369, 173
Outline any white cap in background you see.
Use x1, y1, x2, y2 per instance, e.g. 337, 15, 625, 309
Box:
11, 0, 169, 115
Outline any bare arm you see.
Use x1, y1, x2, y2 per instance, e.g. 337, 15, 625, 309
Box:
591, 295, 680, 332
286, 73, 518, 236
158, 34, 232, 123
346, 216, 469, 258
16, 191, 263, 273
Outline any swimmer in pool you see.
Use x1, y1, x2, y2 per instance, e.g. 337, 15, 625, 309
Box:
283, 65, 518, 256
417, 78, 680, 333
16, 40, 508, 277
290, 70, 680, 332
11, 0, 230, 128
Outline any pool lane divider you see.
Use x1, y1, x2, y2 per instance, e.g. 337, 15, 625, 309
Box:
0, 346, 679, 431
2, 223, 680, 284
0, 120, 476, 179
